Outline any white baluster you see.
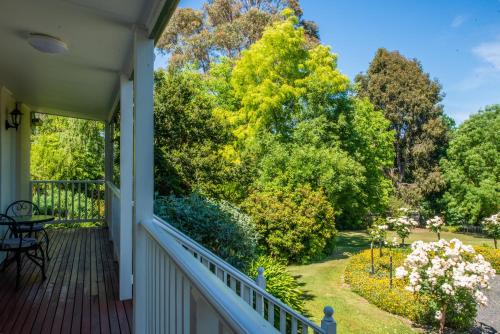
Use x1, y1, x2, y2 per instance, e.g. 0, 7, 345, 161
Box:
256, 266, 266, 289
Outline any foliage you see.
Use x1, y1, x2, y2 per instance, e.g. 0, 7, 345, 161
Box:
396, 239, 495, 333
158, 0, 318, 71
482, 213, 500, 248
368, 218, 388, 243
356, 48, 451, 210
247, 255, 305, 313
154, 194, 258, 269
475, 246, 500, 271
154, 69, 238, 199
345, 249, 432, 324
346, 244, 496, 331
216, 13, 394, 228
426, 215, 445, 240
441, 105, 500, 225
387, 212, 418, 245
31, 115, 104, 180
243, 184, 336, 264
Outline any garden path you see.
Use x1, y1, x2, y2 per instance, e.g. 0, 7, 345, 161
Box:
474, 275, 499, 334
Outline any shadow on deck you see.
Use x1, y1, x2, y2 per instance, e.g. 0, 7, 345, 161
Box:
0, 228, 133, 334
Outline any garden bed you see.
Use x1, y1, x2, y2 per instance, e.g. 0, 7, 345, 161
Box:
344, 246, 500, 329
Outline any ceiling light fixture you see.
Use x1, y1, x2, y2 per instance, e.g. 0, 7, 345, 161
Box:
27, 33, 68, 54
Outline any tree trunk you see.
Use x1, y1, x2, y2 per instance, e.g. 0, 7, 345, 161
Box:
437, 232, 441, 240
370, 242, 375, 275
439, 305, 447, 334
379, 242, 383, 257
495, 238, 497, 249
389, 255, 393, 289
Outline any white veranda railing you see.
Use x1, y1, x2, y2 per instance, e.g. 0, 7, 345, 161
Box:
30, 180, 105, 224
141, 218, 279, 334
150, 215, 337, 334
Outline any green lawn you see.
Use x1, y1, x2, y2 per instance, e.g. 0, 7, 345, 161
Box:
287, 229, 494, 334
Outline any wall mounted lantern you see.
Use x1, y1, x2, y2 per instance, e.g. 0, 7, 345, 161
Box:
5, 102, 23, 130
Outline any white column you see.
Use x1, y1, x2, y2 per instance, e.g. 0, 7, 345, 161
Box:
132, 28, 155, 333
16, 104, 31, 200
104, 122, 113, 239
119, 74, 133, 300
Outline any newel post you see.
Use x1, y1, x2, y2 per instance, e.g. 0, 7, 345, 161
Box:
255, 267, 266, 289
321, 306, 337, 334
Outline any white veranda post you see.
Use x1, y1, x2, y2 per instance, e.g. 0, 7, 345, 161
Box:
119, 75, 133, 301
132, 28, 154, 333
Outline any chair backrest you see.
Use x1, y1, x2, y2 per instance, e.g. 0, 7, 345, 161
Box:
6, 201, 40, 217
0, 214, 16, 241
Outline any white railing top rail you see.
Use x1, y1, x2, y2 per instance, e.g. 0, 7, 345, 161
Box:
143, 218, 279, 334
31, 180, 105, 184
153, 215, 325, 333
106, 181, 121, 198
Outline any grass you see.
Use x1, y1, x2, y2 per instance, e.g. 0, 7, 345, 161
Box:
387, 228, 494, 247
287, 228, 495, 334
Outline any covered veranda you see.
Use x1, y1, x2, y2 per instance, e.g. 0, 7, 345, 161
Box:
0, 0, 177, 332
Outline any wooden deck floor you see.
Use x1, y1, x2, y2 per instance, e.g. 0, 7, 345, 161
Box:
0, 228, 133, 334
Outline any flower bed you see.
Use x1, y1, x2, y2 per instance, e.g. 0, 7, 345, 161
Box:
344, 249, 432, 324
345, 244, 498, 329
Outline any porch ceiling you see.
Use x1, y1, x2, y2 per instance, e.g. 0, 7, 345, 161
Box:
0, 0, 176, 120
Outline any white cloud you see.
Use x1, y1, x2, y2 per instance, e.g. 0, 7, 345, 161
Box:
451, 15, 466, 28
473, 41, 500, 70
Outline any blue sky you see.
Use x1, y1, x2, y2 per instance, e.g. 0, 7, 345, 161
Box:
155, 0, 500, 124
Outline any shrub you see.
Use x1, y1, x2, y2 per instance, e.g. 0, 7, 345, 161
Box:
396, 239, 495, 333
345, 245, 496, 331
243, 185, 337, 264
475, 246, 500, 271
154, 194, 258, 270
247, 255, 305, 314
482, 213, 500, 249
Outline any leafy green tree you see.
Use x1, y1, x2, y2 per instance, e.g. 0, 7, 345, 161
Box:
215, 12, 394, 227
356, 49, 451, 209
154, 68, 235, 197
31, 116, 104, 180
441, 105, 500, 225
157, 0, 318, 71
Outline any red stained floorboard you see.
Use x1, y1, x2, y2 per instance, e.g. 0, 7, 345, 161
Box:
0, 228, 133, 334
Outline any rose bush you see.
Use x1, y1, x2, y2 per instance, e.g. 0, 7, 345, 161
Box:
396, 239, 496, 333
426, 215, 445, 240
482, 213, 500, 249
388, 212, 418, 245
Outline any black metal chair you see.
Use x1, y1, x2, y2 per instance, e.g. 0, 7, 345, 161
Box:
0, 214, 46, 289
6, 201, 50, 261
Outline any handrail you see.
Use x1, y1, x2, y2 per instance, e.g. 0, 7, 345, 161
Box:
153, 215, 325, 333
31, 180, 105, 184
142, 219, 278, 334
106, 181, 121, 198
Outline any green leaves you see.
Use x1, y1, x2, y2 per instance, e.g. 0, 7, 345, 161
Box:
31, 116, 104, 181
441, 105, 500, 225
